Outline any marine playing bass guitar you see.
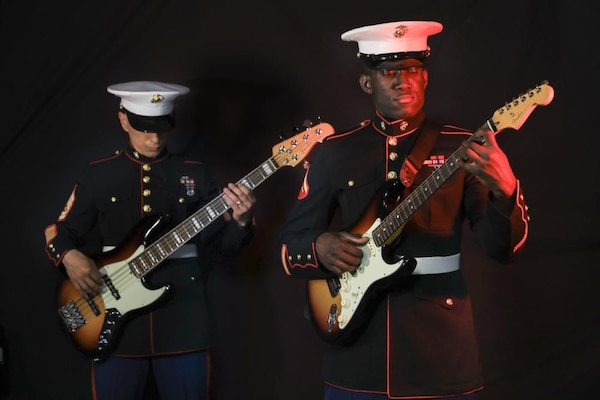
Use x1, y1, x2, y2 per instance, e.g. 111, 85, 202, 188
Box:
56, 121, 335, 362
306, 82, 555, 345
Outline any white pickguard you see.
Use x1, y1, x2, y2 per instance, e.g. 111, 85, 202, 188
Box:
99, 245, 167, 316
335, 218, 407, 329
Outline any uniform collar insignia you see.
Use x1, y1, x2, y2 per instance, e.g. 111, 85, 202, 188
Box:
373, 112, 424, 136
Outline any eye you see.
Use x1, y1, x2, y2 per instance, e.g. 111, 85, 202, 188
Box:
379, 69, 397, 77
377, 66, 423, 77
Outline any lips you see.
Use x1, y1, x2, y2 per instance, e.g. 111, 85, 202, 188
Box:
394, 94, 414, 103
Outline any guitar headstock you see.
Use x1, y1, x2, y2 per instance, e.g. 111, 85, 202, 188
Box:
491, 81, 555, 132
272, 121, 335, 167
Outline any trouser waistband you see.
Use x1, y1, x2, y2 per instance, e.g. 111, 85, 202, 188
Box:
412, 253, 460, 275
102, 243, 198, 259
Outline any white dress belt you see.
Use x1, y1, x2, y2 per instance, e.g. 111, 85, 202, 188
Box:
102, 243, 198, 259
412, 253, 460, 275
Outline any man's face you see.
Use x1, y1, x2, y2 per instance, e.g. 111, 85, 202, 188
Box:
360, 58, 428, 121
119, 111, 169, 158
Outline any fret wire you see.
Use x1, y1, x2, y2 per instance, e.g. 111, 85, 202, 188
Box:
147, 249, 158, 264
376, 133, 477, 245
131, 156, 285, 278
130, 260, 141, 277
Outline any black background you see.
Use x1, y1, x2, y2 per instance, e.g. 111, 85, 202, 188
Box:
1, 1, 599, 399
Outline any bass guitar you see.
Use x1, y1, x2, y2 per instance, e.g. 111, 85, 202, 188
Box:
306, 82, 555, 344
57, 121, 335, 362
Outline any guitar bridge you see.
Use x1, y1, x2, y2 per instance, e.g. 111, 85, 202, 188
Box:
58, 301, 86, 332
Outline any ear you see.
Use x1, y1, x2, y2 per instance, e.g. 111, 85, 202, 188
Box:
423, 68, 429, 89
117, 110, 129, 132
359, 74, 373, 94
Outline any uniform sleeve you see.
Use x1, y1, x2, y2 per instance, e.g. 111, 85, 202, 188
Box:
44, 165, 99, 266
465, 176, 529, 263
215, 216, 255, 256
277, 145, 336, 279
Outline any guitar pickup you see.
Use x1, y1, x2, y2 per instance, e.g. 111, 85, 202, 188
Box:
85, 295, 101, 316
103, 275, 120, 300
326, 276, 341, 297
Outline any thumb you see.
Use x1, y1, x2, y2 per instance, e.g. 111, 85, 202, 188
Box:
340, 231, 369, 245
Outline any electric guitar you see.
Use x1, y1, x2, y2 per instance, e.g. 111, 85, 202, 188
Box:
56, 121, 335, 362
306, 82, 555, 345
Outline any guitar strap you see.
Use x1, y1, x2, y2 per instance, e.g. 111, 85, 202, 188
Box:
399, 118, 442, 187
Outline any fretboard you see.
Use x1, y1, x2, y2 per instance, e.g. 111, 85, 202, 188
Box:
128, 157, 280, 278
372, 121, 493, 247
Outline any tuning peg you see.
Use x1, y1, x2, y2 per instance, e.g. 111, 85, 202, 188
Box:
301, 120, 313, 128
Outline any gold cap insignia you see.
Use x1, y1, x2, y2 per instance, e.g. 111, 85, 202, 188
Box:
394, 25, 408, 38
150, 93, 164, 103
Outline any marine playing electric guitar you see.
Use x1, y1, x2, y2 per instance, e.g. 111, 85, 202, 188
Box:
306, 82, 555, 345
56, 121, 335, 362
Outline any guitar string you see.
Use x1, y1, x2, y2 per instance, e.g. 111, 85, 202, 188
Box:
63, 127, 331, 327
372, 83, 550, 247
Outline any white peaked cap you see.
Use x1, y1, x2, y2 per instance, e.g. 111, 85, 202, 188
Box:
341, 21, 443, 58
107, 81, 190, 117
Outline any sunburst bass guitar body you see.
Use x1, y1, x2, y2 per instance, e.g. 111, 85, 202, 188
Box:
56, 216, 170, 361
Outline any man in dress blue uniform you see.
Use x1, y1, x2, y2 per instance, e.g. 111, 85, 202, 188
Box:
44, 81, 256, 399
278, 21, 530, 399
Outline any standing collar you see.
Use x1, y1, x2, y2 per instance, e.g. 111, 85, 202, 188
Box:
372, 111, 426, 136
125, 145, 169, 163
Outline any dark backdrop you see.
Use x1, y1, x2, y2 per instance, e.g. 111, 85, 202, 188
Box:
1, 1, 599, 399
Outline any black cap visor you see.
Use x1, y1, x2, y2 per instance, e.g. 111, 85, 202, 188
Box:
360, 50, 430, 68
124, 109, 175, 133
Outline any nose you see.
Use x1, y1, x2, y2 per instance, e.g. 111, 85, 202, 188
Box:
393, 71, 410, 88
146, 132, 160, 143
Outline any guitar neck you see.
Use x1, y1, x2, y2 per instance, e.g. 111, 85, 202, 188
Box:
370, 80, 554, 244
128, 157, 280, 277
372, 120, 496, 247
123, 121, 336, 277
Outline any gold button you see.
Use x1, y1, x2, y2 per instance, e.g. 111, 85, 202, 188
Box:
307, 254, 312, 260
143, 204, 152, 213
179, 197, 185, 203
143, 176, 151, 183
111, 197, 117, 202
389, 152, 398, 161
143, 164, 151, 171
380, 121, 386, 130
388, 137, 397, 146
445, 298, 454, 306
143, 189, 151, 197
296, 254, 301, 260
387, 171, 397, 180
347, 180, 354, 187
